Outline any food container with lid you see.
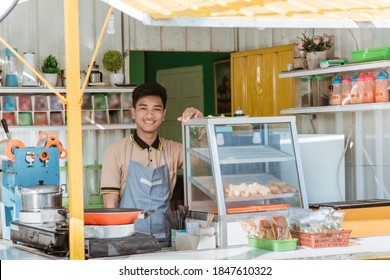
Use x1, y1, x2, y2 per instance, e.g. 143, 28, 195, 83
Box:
296, 76, 313, 107
363, 72, 376, 103
375, 71, 389, 102
312, 75, 332, 106
17, 181, 62, 210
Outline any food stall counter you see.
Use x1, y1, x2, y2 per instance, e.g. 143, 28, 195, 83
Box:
100, 234, 390, 260
2, 234, 390, 260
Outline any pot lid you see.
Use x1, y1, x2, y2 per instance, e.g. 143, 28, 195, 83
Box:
20, 182, 60, 194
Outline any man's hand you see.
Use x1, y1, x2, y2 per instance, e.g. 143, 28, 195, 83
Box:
177, 107, 204, 122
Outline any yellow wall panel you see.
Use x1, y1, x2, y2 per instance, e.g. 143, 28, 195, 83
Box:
231, 44, 295, 117
231, 56, 247, 113
246, 54, 261, 117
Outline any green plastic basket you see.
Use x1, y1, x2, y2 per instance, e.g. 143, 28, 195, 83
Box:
247, 236, 298, 251
352, 47, 390, 63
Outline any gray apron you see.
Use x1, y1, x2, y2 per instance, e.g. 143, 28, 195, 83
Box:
119, 140, 170, 246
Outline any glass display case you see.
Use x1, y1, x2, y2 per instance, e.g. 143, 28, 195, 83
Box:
182, 116, 308, 246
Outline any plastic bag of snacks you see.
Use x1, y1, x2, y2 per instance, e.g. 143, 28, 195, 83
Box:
287, 207, 345, 232
241, 216, 292, 240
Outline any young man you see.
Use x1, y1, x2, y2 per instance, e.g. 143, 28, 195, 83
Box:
100, 82, 203, 246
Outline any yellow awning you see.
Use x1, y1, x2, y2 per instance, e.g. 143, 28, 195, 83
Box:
101, 0, 390, 28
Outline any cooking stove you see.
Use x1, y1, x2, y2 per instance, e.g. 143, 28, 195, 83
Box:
10, 221, 69, 256
10, 221, 161, 258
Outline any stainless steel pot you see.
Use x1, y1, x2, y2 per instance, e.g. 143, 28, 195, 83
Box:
88, 63, 103, 83
17, 181, 62, 210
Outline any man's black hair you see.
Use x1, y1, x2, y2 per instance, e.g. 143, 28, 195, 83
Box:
132, 82, 167, 109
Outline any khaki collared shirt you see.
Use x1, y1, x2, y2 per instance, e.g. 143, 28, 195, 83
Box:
101, 132, 183, 198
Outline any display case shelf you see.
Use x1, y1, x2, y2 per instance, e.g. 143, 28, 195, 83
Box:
189, 146, 294, 164
191, 174, 298, 203
189, 176, 215, 200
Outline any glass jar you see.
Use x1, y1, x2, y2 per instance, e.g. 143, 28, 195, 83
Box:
83, 162, 102, 208
4, 48, 19, 87
297, 76, 313, 107
312, 75, 332, 106
60, 162, 69, 208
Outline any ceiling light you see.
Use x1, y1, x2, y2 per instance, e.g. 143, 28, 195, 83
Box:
0, 0, 18, 22
107, 13, 115, 34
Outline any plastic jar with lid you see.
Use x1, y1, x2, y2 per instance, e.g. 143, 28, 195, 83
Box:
329, 76, 342, 106
341, 75, 352, 105
375, 71, 389, 102
355, 72, 365, 104
363, 72, 376, 103
4, 48, 20, 87
296, 76, 313, 107
350, 74, 359, 104
312, 75, 332, 106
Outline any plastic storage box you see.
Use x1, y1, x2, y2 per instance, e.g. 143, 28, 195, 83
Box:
247, 236, 298, 251
352, 47, 390, 63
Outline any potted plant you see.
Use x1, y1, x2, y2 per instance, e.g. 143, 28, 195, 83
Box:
41, 54, 60, 86
102, 50, 125, 86
297, 33, 334, 69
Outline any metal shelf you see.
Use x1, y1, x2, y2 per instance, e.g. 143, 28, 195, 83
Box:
281, 102, 390, 115
279, 60, 390, 114
0, 86, 134, 95
5, 123, 136, 132
0, 87, 135, 127
279, 60, 390, 78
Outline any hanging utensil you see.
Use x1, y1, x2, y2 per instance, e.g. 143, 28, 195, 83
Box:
1, 119, 11, 140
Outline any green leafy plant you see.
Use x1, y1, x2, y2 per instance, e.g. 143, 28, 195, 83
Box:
102, 50, 124, 73
41, 54, 60, 74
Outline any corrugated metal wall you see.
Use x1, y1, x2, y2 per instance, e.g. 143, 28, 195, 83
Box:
2, 0, 390, 200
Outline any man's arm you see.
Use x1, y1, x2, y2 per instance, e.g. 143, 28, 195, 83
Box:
103, 193, 120, 208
